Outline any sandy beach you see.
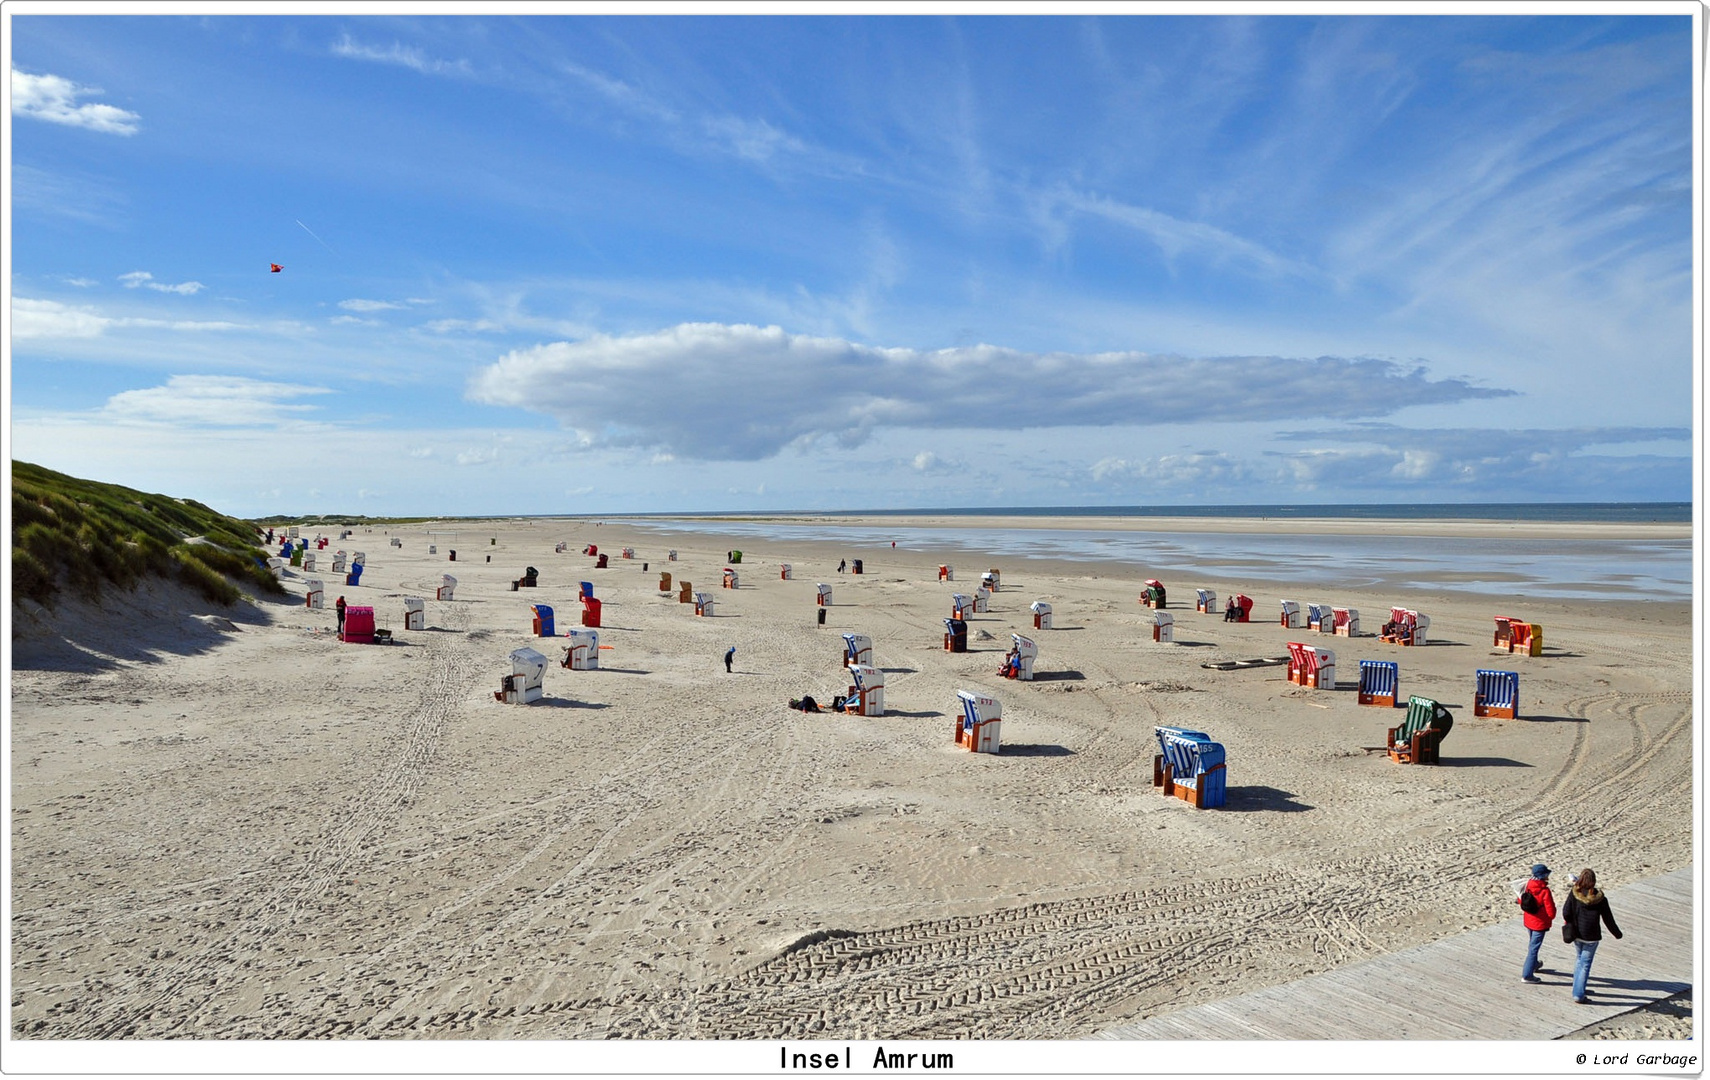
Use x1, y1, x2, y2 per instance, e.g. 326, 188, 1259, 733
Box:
9, 515, 1693, 1042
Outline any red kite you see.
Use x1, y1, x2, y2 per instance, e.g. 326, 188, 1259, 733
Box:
270, 263, 283, 273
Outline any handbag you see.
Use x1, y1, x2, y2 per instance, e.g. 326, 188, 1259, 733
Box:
1562, 921, 1577, 943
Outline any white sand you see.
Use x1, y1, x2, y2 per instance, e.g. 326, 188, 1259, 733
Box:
8, 517, 1692, 1040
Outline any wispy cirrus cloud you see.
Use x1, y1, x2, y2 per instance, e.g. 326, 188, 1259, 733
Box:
100, 375, 332, 427
120, 270, 204, 295
468, 322, 1512, 461
330, 34, 472, 78
13, 297, 263, 339
1040, 187, 1315, 279
10, 69, 139, 134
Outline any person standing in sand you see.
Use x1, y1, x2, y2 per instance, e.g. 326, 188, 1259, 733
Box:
1518, 863, 1556, 982
335, 595, 347, 634
1562, 867, 1623, 1003
724, 646, 736, 673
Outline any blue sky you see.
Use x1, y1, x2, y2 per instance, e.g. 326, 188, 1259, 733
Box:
7, 12, 1696, 516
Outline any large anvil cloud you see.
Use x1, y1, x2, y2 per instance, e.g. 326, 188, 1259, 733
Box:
467, 323, 1515, 461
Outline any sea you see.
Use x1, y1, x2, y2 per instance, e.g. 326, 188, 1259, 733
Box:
618, 503, 1693, 602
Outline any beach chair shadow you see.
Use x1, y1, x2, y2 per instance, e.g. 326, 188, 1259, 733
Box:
1030, 670, 1085, 682
886, 709, 945, 718
1519, 713, 1589, 724
997, 743, 1075, 757
1218, 785, 1314, 813
1438, 756, 1532, 768
881, 667, 917, 674
593, 667, 651, 675
536, 698, 609, 709
1170, 639, 1218, 648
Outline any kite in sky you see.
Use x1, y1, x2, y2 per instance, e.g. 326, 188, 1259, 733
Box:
270, 263, 283, 273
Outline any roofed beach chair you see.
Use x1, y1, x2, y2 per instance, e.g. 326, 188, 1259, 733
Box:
1358, 659, 1398, 707
1031, 601, 1053, 630
1387, 696, 1453, 764
1474, 669, 1520, 719
842, 632, 873, 669
1152, 726, 1227, 809
955, 690, 1001, 753
1152, 611, 1174, 642
1140, 579, 1166, 609
844, 665, 885, 716
943, 618, 967, 652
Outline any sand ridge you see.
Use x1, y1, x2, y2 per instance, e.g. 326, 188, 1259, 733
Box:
8, 517, 1693, 1039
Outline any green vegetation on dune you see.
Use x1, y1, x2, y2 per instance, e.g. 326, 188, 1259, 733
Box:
11, 461, 286, 608
253, 513, 438, 527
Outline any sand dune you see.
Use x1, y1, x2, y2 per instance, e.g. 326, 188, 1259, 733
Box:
9, 517, 1692, 1041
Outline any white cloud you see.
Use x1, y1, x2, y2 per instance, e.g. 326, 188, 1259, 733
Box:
409, 447, 435, 458
99, 375, 332, 427
339, 298, 407, 312
1263, 424, 1690, 496
12, 297, 112, 338
455, 446, 500, 466
11, 297, 293, 339
467, 322, 1513, 461
424, 318, 505, 334
1091, 451, 1249, 485
329, 315, 376, 325
120, 270, 205, 295
331, 34, 471, 78
64, 277, 98, 288
11, 69, 140, 135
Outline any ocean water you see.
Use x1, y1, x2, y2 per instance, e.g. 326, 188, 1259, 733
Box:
626, 519, 1692, 602
780, 502, 1694, 523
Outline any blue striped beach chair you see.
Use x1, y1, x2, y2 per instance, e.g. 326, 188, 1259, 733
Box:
1358, 660, 1399, 707
1151, 726, 1228, 809
1474, 669, 1520, 719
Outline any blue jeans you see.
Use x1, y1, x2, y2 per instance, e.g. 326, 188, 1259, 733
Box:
1573, 940, 1600, 999
1522, 929, 1547, 979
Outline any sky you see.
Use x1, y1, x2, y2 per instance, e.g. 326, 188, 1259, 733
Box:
6, 11, 1698, 517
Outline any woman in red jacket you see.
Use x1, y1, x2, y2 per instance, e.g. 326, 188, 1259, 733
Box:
1519, 863, 1557, 982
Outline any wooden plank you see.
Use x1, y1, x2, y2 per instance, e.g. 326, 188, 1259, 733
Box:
1095, 868, 1691, 1041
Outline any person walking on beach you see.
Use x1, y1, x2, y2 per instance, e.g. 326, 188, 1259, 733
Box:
724, 646, 736, 673
1562, 867, 1622, 1003
837, 559, 847, 574
335, 595, 347, 634
1518, 863, 1557, 982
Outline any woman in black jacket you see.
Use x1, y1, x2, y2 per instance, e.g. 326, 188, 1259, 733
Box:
1562, 867, 1623, 1003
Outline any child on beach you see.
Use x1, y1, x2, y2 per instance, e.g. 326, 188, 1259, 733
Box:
1518, 863, 1556, 982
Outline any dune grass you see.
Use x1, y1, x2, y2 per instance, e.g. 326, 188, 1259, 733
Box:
12, 461, 286, 608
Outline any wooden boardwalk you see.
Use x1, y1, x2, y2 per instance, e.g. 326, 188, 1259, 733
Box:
1093, 868, 1693, 1041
